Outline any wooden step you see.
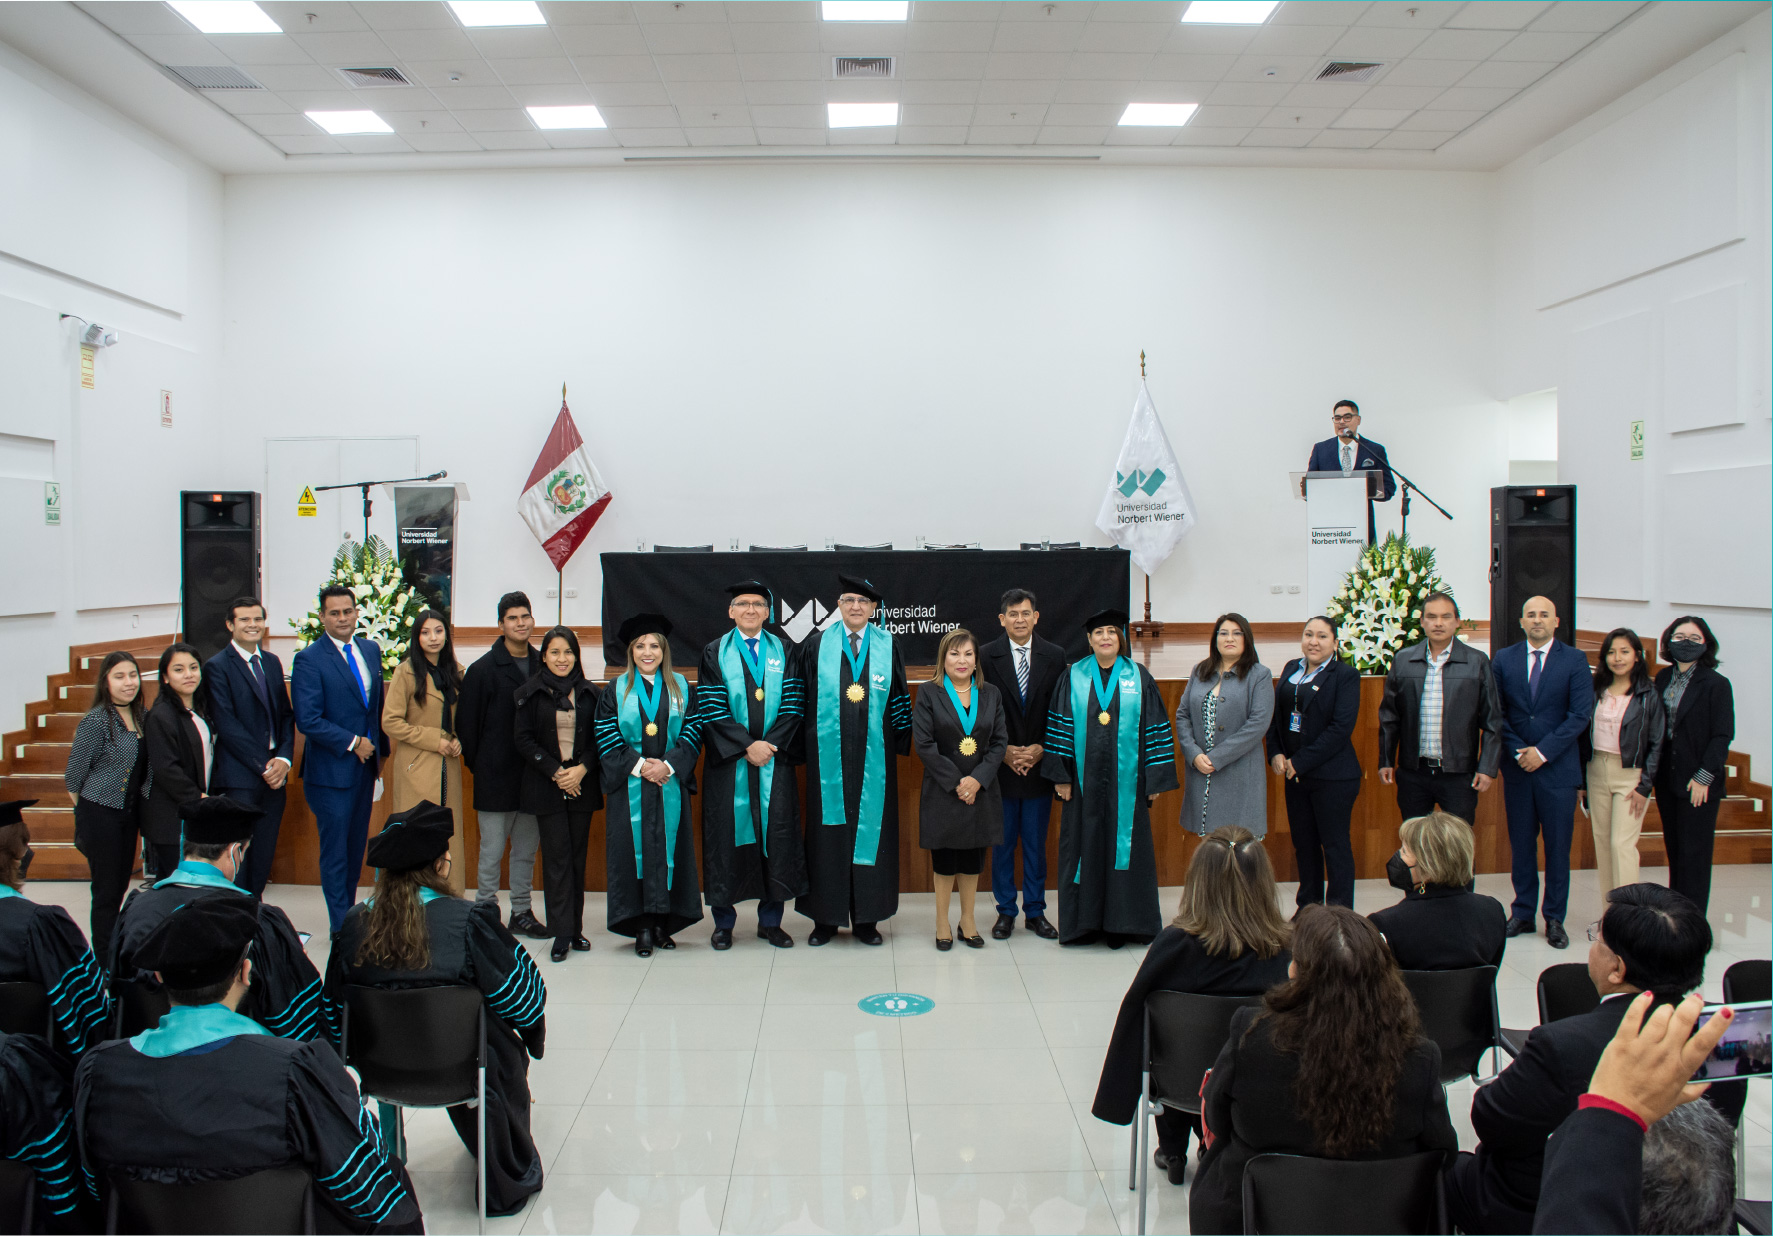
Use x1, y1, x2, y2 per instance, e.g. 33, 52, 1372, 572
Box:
28, 714, 86, 742
27, 844, 90, 882
20, 808, 74, 844
10, 744, 70, 774
0, 775, 73, 803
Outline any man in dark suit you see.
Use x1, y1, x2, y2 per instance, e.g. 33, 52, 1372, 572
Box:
977, 588, 1065, 940
1492, 595, 1593, 948
203, 596, 295, 897
1305, 398, 1397, 544
1444, 883, 1710, 1234
290, 584, 388, 932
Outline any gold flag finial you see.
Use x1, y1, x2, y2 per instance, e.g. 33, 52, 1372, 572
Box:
1140, 350, 1146, 378
562, 382, 567, 402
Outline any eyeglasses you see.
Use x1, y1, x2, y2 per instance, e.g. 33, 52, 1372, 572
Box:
838, 595, 871, 605
1331, 413, 1359, 422
730, 601, 768, 611
1586, 921, 1601, 943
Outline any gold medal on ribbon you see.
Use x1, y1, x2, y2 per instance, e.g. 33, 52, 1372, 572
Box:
846, 682, 866, 703
958, 736, 977, 756
645, 722, 658, 736
754, 687, 765, 701
1098, 711, 1112, 726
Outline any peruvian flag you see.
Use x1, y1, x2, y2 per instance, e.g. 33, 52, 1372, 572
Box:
518, 392, 612, 572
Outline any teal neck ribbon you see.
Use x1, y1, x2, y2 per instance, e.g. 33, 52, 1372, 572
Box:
943, 677, 977, 736
131, 1003, 267, 1057
1069, 655, 1141, 878
617, 671, 687, 888
816, 623, 893, 866
154, 860, 243, 893
0, 885, 20, 899
719, 629, 783, 854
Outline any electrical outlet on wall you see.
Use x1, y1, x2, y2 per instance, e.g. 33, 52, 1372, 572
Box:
1287, 584, 1301, 594
131, 613, 140, 628
1270, 583, 1284, 594
545, 588, 559, 599
565, 588, 578, 598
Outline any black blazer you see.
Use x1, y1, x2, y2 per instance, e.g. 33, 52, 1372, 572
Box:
1265, 658, 1361, 784
142, 695, 209, 846
1092, 927, 1292, 1127
1368, 884, 1507, 970
1191, 1006, 1456, 1235
456, 639, 540, 812
203, 645, 293, 792
1534, 1106, 1643, 1235
977, 634, 1066, 799
1576, 679, 1666, 798
512, 679, 604, 818
1651, 664, 1734, 790
911, 679, 1008, 852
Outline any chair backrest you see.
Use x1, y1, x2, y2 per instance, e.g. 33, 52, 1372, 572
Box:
0, 982, 50, 1040
342, 985, 482, 1108
833, 543, 891, 551
1723, 959, 1771, 1004
106, 1165, 313, 1235
748, 544, 807, 552
1241, 1150, 1449, 1235
652, 544, 713, 553
111, 980, 171, 1039
1400, 967, 1499, 1083
0, 1159, 34, 1236
1537, 964, 1600, 1025
1146, 990, 1266, 1115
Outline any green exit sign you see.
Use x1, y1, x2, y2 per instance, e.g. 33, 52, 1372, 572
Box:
1629, 420, 1645, 461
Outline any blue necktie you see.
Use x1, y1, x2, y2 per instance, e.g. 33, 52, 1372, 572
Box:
248, 653, 273, 738
1528, 648, 1543, 702
344, 642, 368, 706
745, 637, 759, 661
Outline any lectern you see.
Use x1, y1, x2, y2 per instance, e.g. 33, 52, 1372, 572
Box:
1292, 470, 1380, 618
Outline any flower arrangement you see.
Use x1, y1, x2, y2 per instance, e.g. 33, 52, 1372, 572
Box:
289, 536, 425, 679
1324, 534, 1451, 673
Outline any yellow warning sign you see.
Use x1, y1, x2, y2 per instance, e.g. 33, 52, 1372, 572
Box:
297, 485, 318, 517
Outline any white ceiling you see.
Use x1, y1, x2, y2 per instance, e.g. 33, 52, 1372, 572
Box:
1, 1, 1765, 171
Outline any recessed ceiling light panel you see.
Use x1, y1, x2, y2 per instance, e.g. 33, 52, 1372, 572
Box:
166, 1, 281, 34
828, 102, 899, 128
305, 109, 394, 135
447, 1, 547, 28
1180, 1, 1280, 24
821, 1, 910, 21
1118, 102, 1199, 126
527, 105, 606, 130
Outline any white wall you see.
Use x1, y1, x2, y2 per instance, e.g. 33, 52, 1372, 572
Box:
1493, 11, 1772, 770
0, 39, 224, 731
218, 163, 1507, 635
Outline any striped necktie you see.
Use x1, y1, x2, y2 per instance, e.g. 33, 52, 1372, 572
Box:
1015, 646, 1030, 703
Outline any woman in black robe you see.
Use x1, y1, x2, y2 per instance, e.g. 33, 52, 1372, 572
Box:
0, 799, 110, 1058
322, 802, 546, 1219
1040, 610, 1180, 946
595, 614, 705, 956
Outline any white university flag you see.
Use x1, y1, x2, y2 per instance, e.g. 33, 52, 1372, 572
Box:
1094, 380, 1196, 575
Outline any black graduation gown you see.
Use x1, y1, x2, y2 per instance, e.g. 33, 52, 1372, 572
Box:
793, 626, 913, 928
323, 896, 545, 1217
595, 677, 705, 939
74, 1026, 423, 1233
0, 895, 111, 1059
0, 1030, 95, 1233
111, 876, 322, 1042
1040, 660, 1179, 943
694, 635, 809, 908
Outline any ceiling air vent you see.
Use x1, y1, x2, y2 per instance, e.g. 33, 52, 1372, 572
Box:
336, 66, 414, 88
1316, 61, 1384, 83
833, 56, 893, 79
164, 64, 263, 89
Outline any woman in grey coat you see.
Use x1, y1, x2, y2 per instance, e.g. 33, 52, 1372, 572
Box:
1177, 614, 1275, 836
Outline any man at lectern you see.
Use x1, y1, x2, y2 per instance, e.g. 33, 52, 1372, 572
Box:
1306, 399, 1396, 544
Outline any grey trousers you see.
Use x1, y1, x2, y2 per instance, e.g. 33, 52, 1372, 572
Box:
475, 809, 540, 915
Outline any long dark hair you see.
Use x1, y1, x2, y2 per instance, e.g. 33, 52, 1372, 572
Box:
356, 860, 454, 972
1260, 905, 1422, 1158
1195, 612, 1259, 681
1660, 615, 1720, 670
86, 650, 147, 736
155, 642, 212, 721
1593, 627, 1650, 696
406, 609, 461, 705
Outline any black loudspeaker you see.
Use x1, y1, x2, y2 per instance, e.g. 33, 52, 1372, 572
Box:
1489, 485, 1576, 652
181, 491, 261, 662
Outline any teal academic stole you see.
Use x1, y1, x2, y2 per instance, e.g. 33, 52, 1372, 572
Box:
719, 628, 784, 852
616, 671, 689, 888
1068, 656, 1141, 878
815, 624, 893, 866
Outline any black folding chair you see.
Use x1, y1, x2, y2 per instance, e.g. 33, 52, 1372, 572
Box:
1722, 960, 1770, 1192
1241, 1150, 1451, 1234
104, 1165, 313, 1234
1400, 967, 1504, 1082
1736, 1198, 1771, 1236
109, 980, 171, 1039
1499, 962, 1600, 1058
0, 1159, 34, 1236
1132, 991, 1265, 1234
341, 985, 486, 1234
651, 544, 713, 553
0, 982, 51, 1046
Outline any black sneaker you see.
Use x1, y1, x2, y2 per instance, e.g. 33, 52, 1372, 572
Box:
509, 911, 551, 940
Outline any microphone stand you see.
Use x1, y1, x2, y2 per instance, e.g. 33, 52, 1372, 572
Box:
314, 471, 448, 547
1387, 465, 1452, 543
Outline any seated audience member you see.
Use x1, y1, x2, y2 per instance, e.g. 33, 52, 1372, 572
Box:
111, 796, 321, 1040
74, 898, 423, 1233
1189, 904, 1456, 1235
1092, 826, 1292, 1182
323, 802, 547, 1218
0, 1029, 96, 1232
1445, 883, 1711, 1234
0, 799, 111, 1058
1637, 1100, 1735, 1235
1368, 810, 1508, 970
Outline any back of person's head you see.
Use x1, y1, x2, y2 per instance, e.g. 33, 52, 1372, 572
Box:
1172, 827, 1290, 960
0, 821, 27, 890
1264, 905, 1421, 1158
1601, 884, 1711, 997
1638, 1100, 1735, 1234
357, 862, 452, 972
1398, 811, 1474, 887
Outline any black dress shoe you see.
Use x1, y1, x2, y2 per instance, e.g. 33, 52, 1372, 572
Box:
549, 941, 570, 963
1545, 918, 1569, 949
571, 935, 591, 952
635, 927, 655, 957
808, 924, 837, 946
960, 929, 985, 949
759, 925, 794, 948
1153, 1149, 1188, 1186
935, 933, 953, 952
854, 923, 884, 946
1105, 933, 1126, 950
991, 913, 1015, 940
657, 934, 675, 950
711, 928, 733, 950
1505, 917, 1535, 938
510, 911, 551, 940
1027, 916, 1059, 940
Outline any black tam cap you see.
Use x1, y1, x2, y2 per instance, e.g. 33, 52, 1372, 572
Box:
181, 796, 263, 846
836, 575, 883, 604
366, 801, 455, 872
725, 580, 774, 610
0, 800, 37, 828
135, 896, 259, 991
616, 613, 673, 646
1082, 608, 1129, 634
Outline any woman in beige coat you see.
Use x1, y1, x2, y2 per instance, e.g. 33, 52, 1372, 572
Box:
382, 608, 467, 891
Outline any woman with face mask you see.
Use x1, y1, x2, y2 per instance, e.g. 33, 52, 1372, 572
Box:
1367, 811, 1507, 971
1652, 617, 1734, 913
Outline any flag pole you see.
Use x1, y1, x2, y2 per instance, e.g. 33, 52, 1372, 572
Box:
557, 569, 563, 626
1129, 350, 1164, 642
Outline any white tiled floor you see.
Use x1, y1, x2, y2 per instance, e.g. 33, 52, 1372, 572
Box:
31, 862, 1771, 1234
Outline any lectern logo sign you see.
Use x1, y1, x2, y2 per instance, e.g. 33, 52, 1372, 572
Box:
545, 470, 589, 516
1116, 468, 1166, 498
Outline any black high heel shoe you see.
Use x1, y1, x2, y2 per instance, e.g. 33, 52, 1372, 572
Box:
935, 931, 953, 952
635, 927, 655, 957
